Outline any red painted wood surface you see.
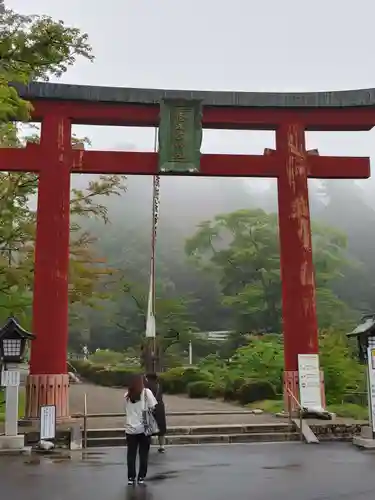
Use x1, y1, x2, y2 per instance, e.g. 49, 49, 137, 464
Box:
277, 124, 319, 372
284, 370, 326, 410
30, 115, 71, 375
31, 99, 375, 130
25, 374, 69, 419
0, 145, 369, 178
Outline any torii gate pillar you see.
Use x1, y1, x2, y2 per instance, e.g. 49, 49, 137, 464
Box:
25, 114, 71, 419
276, 124, 324, 407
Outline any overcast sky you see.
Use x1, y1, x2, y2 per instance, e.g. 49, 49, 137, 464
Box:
7, 0, 375, 189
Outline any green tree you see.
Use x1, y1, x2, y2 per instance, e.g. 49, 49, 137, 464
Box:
0, 4, 127, 325
229, 335, 285, 392
0, 3, 93, 121
98, 278, 198, 356
0, 127, 126, 314
186, 208, 355, 339
119, 280, 196, 342
319, 328, 365, 404
199, 332, 364, 404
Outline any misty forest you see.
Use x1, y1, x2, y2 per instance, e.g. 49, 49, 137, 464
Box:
1, 2, 374, 417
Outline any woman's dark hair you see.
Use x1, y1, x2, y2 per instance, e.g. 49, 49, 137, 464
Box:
126, 374, 144, 403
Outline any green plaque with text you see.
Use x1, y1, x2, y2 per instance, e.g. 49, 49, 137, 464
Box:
158, 98, 202, 173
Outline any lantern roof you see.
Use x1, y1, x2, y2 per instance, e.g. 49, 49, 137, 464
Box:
347, 314, 375, 339
0, 317, 35, 341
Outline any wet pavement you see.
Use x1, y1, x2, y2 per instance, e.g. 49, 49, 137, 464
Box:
1, 442, 375, 500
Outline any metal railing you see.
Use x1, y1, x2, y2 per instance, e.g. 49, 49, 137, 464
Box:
286, 387, 303, 441
341, 392, 368, 407
83, 393, 88, 450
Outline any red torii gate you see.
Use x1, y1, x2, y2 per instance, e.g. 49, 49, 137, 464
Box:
0, 83, 371, 418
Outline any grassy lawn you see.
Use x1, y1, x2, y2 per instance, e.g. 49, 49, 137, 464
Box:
248, 399, 369, 421
327, 403, 368, 420
0, 389, 26, 423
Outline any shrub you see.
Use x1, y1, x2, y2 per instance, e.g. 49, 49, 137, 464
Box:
228, 337, 284, 393
68, 360, 93, 378
89, 349, 126, 366
236, 380, 277, 405
160, 367, 187, 394
208, 381, 225, 399
160, 367, 213, 394
69, 360, 140, 387
222, 376, 246, 401
182, 367, 213, 386
319, 329, 366, 404
93, 367, 140, 387
328, 403, 368, 420
187, 381, 213, 399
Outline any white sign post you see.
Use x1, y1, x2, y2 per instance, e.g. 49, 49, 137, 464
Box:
366, 347, 375, 436
298, 354, 323, 411
1, 366, 21, 437
40, 405, 56, 441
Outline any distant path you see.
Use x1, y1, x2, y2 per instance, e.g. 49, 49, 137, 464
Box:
70, 383, 282, 428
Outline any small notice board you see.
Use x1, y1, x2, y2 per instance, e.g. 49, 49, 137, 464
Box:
40, 405, 56, 440
298, 354, 323, 410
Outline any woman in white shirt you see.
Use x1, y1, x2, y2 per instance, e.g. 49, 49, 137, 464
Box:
124, 374, 157, 485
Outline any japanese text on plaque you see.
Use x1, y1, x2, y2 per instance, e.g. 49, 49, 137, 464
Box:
171, 108, 192, 162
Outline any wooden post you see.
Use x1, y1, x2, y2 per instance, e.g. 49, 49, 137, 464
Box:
26, 114, 71, 419
276, 123, 322, 407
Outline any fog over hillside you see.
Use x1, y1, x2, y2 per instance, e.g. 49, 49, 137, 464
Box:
64, 119, 375, 340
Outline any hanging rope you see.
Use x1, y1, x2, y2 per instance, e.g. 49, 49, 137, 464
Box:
145, 129, 160, 339
151, 173, 160, 315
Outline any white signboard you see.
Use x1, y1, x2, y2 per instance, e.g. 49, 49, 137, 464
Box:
367, 347, 375, 432
1, 370, 20, 387
298, 354, 323, 411
40, 405, 56, 440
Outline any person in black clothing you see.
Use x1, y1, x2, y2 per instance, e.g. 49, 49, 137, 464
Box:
145, 372, 167, 453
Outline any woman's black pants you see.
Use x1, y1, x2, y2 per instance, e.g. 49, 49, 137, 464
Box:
126, 433, 151, 480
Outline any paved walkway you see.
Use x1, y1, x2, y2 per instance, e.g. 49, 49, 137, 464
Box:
1, 443, 374, 500
70, 384, 281, 428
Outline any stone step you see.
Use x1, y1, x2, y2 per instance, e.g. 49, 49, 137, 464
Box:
86, 432, 300, 448
86, 423, 293, 439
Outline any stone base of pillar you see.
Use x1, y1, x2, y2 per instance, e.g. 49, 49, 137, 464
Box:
353, 426, 375, 449
0, 435, 29, 455
283, 370, 326, 411
25, 374, 69, 420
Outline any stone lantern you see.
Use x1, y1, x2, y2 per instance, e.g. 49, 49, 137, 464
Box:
0, 317, 35, 366
348, 314, 375, 448
347, 314, 375, 364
